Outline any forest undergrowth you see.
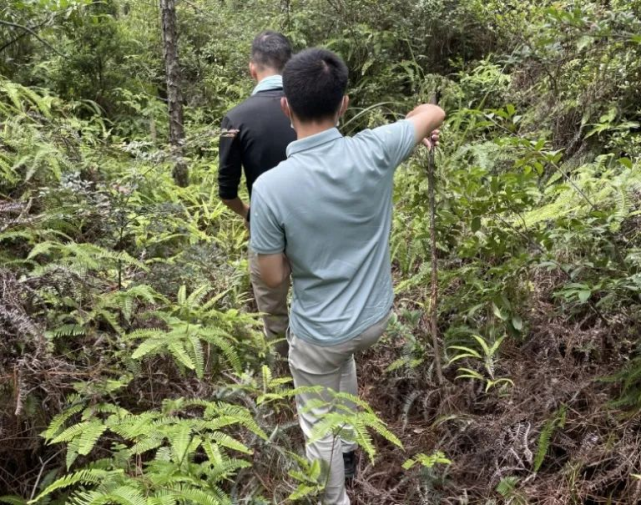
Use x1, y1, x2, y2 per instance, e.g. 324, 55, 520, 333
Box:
1, 0, 641, 504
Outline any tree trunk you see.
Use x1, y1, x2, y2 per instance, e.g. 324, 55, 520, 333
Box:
160, 0, 188, 187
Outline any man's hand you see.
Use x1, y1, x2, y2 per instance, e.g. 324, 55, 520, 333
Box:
406, 104, 446, 149
422, 129, 440, 151
222, 197, 250, 226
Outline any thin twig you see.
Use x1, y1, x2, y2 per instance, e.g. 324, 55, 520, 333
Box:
0, 30, 29, 53
0, 20, 65, 57
30, 450, 63, 500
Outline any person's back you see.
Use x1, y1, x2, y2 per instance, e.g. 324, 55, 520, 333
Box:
218, 31, 296, 356
219, 88, 294, 199
252, 121, 415, 344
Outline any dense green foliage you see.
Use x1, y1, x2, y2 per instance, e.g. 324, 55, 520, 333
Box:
1, 0, 641, 503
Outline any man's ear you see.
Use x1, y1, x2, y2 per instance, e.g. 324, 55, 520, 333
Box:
281, 97, 292, 119
339, 95, 350, 117
249, 61, 258, 81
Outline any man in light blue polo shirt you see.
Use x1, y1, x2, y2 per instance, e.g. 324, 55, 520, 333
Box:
250, 48, 445, 504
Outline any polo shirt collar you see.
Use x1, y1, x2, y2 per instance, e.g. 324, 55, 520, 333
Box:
251, 75, 283, 96
287, 128, 343, 157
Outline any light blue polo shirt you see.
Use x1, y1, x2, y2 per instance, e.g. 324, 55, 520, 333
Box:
250, 120, 416, 346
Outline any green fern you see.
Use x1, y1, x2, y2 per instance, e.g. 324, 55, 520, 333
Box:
75, 486, 147, 505
36, 396, 267, 504
0, 497, 27, 505
31, 469, 120, 503
305, 391, 403, 462
168, 487, 230, 505
287, 454, 324, 502
44, 404, 85, 440
45, 324, 86, 340
146, 492, 177, 505
128, 319, 242, 378
207, 432, 251, 455
604, 356, 641, 412
533, 405, 567, 472
403, 451, 451, 470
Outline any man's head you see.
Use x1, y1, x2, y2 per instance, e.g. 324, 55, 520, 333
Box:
249, 31, 292, 78
282, 48, 349, 125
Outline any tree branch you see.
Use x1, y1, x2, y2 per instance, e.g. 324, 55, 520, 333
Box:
0, 19, 65, 57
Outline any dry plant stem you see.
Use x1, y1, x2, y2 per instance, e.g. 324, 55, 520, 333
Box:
427, 112, 444, 386
30, 451, 62, 500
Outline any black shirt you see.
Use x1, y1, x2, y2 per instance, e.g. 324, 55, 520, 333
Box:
218, 89, 297, 200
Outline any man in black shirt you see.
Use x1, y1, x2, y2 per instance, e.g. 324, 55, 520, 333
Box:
218, 31, 296, 356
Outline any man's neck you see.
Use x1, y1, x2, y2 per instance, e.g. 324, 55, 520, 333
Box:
294, 120, 337, 141
255, 70, 280, 82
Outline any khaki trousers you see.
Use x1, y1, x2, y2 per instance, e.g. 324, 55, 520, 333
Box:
287, 312, 391, 505
248, 248, 290, 357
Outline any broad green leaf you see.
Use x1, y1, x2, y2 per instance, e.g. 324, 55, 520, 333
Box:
578, 290, 591, 303
492, 304, 506, 321
511, 315, 523, 331
618, 157, 633, 169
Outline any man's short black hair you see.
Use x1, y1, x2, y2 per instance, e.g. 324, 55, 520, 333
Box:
283, 48, 348, 122
251, 31, 292, 72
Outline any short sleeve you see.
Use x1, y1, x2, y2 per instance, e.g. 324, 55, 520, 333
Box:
370, 119, 416, 169
250, 184, 285, 255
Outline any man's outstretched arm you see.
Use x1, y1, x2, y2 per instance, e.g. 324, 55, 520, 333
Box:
406, 104, 446, 148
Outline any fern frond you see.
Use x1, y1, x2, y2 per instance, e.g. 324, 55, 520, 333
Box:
147, 492, 177, 505
289, 484, 321, 501
127, 434, 164, 456
83, 403, 130, 420
45, 324, 86, 340
177, 285, 187, 306
199, 331, 241, 374
207, 433, 251, 455
170, 487, 230, 505
403, 451, 451, 470
127, 328, 168, 340
78, 422, 108, 456
358, 412, 403, 449
66, 437, 81, 469
50, 420, 95, 445
131, 338, 166, 361
169, 424, 193, 465
533, 405, 566, 472
0, 497, 27, 505
168, 342, 195, 371
30, 469, 119, 503
109, 486, 148, 505
27, 241, 57, 260
110, 414, 177, 440
186, 284, 213, 307
43, 404, 84, 441
189, 335, 205, 379
202, 457, 252, 481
